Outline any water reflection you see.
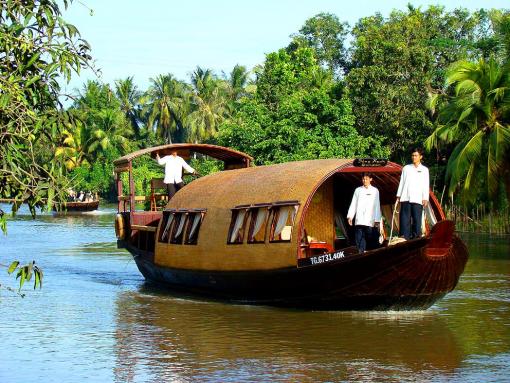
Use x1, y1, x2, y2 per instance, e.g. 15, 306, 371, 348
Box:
1, 205, 509, 382
113, 288, 465, 382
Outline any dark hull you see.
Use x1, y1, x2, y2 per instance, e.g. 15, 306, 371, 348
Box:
127, 223, 468, 310
53, 200, 99, 212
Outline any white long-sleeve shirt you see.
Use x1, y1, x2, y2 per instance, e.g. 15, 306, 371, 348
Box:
396, 163, 429, 204
157, 155, 194, 184
347, 185, 381, 227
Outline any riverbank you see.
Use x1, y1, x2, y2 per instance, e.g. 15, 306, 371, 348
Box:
446, 205, 510, 235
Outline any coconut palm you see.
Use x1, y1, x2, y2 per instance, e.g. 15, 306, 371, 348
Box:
224, 64, 250, 101
55, 119, 91, 170
426, 57, 510, 203
186, 67, 228, 142
87, 108, 133, 157
115, 76, 142, 138
142, 74, 189, 144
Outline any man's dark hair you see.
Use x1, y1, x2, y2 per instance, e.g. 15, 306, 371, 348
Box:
411, 147, 423, 155
362, 172, 373, 178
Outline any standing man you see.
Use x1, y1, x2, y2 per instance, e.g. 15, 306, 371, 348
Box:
347, 173, 382, 253
156, 150, 196, 199
396, 147, 430, 240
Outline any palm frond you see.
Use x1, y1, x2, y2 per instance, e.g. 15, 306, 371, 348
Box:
446, 130, 484, 195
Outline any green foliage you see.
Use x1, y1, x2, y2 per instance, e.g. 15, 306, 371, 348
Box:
425, 56, 510, 205
218, 47, 389, 164
115, 76, 143, 138
289, 12, 349, 75
4, 260, 43, 297
142, 74, 190, 144
346, 6, 497, 160
189, 158, 224, 177
0, 0, 92, 215
185, 67, 230, 141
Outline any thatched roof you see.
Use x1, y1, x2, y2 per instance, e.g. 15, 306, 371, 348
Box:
168, 159, 353, 210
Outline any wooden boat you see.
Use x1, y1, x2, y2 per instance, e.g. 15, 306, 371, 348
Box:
114, 143, 469, 310
53, 200, 99, 212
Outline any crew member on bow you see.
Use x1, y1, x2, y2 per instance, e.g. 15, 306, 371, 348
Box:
396, 147, 430, 240
347, 172, 382, 253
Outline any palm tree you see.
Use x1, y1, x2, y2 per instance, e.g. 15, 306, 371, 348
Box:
115, 77, 142, 138
186, 67, 228, 142
142, 74, 189, 144
426, 57, 510, 203
55, 119, 91, 170
224, 64, 250, 101
87, 108, 133, 157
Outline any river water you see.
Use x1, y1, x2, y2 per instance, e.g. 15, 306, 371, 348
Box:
0, 204, 509, 383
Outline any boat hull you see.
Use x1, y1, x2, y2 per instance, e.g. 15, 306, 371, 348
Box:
53, 200, 99, 212
128, 231, 468, 311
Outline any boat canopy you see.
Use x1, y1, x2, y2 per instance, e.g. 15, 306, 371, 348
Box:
113, 143, 253, 173
159, 159, 409, 267
167, 158, 402, 211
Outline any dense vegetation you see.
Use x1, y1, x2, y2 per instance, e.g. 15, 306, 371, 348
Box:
1, 1, 509, 224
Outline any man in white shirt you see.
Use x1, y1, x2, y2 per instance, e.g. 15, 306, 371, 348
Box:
347, 173, 382, 253
156, 150, 196, 199
396, 148, 430, 240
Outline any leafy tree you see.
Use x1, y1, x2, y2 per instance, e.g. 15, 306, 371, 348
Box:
70, 146, 120, 198
346, 6, 497, 160
0, 0, 93, 227
218, 47, 389, 164
290, 12, 349, 75
255, 48, 318, 111
491, 9, 510, 61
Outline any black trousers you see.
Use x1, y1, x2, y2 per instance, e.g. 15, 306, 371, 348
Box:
399, 201, 423, 240
166, 182, 184, 199
354, 225, 379, 253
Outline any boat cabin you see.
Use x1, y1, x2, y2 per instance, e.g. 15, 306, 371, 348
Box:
114, 145, 444, 271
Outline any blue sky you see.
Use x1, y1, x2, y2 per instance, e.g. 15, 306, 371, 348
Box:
61, 0, 509, 95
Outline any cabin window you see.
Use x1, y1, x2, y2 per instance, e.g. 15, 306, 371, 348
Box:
247, 206, 270, 243
170, 212, 187, 244
227, 206, 249, 244
269, 204, 298, 242
159, 211, 175, 243
184, 211, 205, 245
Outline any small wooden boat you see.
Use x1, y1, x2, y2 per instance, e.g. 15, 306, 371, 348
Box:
53, 200, 99, 212
114, 144, 468, 310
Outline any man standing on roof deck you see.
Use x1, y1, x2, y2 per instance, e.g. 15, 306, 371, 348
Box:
156, 150, 196, 199
396, 147, 430, 240
347, 172, 382, 253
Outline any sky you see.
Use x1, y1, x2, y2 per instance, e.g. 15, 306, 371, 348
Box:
61, 0, 509, 96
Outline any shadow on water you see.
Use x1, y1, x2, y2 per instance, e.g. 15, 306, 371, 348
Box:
108, 233, 510, 382
112, 286, 466, 383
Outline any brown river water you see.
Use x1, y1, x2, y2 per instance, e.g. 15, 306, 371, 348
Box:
0, 204, 509, 382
